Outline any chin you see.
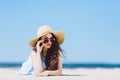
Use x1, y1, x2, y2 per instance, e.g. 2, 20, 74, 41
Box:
46, 46, 51, 49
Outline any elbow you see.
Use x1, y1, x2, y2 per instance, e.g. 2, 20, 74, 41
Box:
34, 71, 42, 77
34, 72, 40, 77
57, 70, 62, 76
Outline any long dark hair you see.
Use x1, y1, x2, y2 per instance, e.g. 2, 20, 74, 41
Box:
46, 33, 63, 70
33, 33, 63, 70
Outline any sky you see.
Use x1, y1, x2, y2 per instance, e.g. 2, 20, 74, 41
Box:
0, 0, 120, 64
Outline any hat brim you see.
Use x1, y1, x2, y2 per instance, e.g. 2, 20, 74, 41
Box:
29, 31, 64, 47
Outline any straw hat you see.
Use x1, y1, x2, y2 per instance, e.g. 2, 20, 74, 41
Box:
29, 25, 65, 47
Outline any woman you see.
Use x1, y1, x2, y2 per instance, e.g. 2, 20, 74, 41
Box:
19, 25, 65, 77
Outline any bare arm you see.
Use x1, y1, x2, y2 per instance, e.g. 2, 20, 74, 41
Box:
31, 50, 43, 76
31, 40, 44, 76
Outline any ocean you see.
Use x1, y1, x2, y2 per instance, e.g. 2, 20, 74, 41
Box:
0, 63, 120, 68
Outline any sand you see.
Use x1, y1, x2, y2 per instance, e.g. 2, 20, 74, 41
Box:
0, 68, 120, 80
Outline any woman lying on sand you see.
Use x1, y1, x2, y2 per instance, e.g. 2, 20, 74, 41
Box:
19, 25, 65, 77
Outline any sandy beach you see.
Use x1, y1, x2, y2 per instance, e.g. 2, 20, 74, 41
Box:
0, 68, 120, 80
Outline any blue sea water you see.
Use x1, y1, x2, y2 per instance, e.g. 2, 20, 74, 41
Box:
0, 63, 120, 68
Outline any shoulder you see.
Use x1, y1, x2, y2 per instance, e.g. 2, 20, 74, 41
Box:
30, 50, 37, 56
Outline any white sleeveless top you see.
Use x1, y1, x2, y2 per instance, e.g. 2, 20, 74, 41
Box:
18, 53, 46, 75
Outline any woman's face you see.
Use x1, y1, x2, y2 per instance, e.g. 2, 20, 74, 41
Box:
41, 33, 54, 49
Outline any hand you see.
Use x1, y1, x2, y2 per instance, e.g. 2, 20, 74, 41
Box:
40, 71, 50, 77
36, 40, 44, 53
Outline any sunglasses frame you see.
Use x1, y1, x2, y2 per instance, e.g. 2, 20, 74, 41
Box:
43, 37, 55, 43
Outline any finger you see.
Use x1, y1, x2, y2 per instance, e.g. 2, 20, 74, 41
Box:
41, 42, 46, 47
37, 40, 43, 44
36, 40, 43, 47
40, 43, 45, 48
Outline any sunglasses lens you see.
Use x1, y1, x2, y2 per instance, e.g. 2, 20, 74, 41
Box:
43, 38, 55, 43
43, 39, 49, 43
50, 38, 55, 42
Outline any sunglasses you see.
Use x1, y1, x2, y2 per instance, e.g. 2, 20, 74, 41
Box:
43, 37, 55, 43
